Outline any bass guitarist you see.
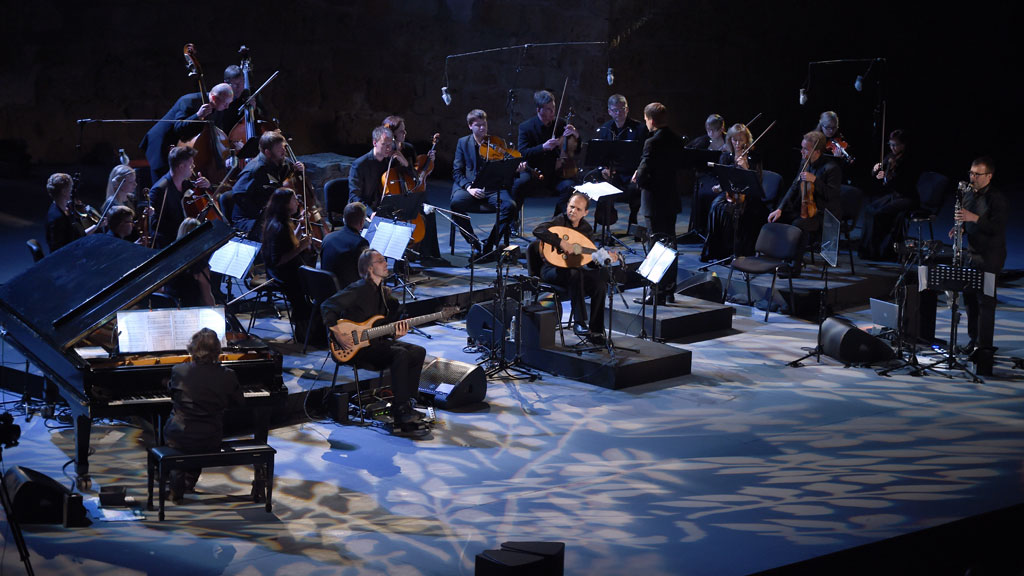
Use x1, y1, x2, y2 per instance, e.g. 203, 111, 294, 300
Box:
320, 248, 427, 436
533, 192, 619, 344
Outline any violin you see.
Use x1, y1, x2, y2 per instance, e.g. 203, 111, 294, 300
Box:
283, 140, 330, 250
826, 137, 855, 164
411, 133, 440, 193
798, 155, 817, 220
478, 135, 543, 181
135, 188, 153, 247
68, 172, 102, 226
555, 107, 579, 180
182, 169, 225, 222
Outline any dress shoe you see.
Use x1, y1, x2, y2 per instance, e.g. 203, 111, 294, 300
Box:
588, 331, 606, 345
572, 321, 590, 336
169, 489, 184, 505
391, 421, 430, 438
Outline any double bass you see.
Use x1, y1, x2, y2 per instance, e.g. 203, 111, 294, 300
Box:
180, 43, 232, 186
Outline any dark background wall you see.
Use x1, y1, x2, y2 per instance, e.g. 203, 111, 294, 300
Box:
1, 0, 1019, 194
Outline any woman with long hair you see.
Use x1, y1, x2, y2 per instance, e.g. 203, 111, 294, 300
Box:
261, 188, 315, 342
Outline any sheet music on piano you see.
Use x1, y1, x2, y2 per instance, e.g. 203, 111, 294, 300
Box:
209, 238, 260, 279
116, 306, 227, 353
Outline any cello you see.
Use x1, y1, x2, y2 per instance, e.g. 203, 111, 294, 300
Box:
180, 43, 232, 187
380, 149, 426, 244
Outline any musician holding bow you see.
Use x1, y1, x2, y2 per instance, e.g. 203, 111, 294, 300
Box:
230, 131, 303, 240
381, 115, 445, 265
320, 248, 427, 436
149, 146, 208, 249
514, 90, 582, 218
767, 131, 841, 277
348, 126, 395, 217
262, 188, 317, 344
534, 192, 619, 344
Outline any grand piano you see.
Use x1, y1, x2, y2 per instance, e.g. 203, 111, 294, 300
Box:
0, 220, 285, 487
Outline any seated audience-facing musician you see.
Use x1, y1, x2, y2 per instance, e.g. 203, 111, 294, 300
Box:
162, 217, 216, 307
767, 130, 842, 276
320, 249, 428, 437
381, 115, 444, 265
149, 146, 208, 249
533, 192, 619, 344
594, 94, 648, 228
262, 188, 317, 343
859, 129, 919, 261
348, 126, 395, 217
702, 123, 768, 262
230, 131, 303, 240
514, 89, 582, 218
450, 108, 519, 260
45, 172, 100, 253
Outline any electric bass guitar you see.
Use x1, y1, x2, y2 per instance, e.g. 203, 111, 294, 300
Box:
329, 306, 458, 363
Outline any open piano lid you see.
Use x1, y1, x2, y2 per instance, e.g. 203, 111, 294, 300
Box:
0, 219, 235, 353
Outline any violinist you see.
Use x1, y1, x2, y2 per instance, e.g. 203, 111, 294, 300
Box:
262, 188, 317, 344
685, 114, 728, 152
767, 131, 842, 277
348, 125, 394, 216
817, 111, 854, 172
860, 129, 919, 261
45, 172, 100, 253
702, 123, 768, 262
381, 116, 445, 265
513, 90, 582, 218
594, 94, 648, 227
451, 109, 519, 259
230, 131, 302, 240
140, 83, 234, 185
101, 165, 138, 215
150, 146, 208, 249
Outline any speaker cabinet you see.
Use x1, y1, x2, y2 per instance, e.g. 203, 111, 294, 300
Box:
821, 316, 896, 365
466, 299, 515, 345
3, 465, 75, 525
418, 358, 487, 409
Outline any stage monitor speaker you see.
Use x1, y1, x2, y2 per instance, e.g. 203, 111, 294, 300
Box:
2, 465, 75, 525
466, 299, 516, 345
419, 357, 487, 409
821, 316, 896, 365
676, 272, 723, 302
500, 542, 564, 576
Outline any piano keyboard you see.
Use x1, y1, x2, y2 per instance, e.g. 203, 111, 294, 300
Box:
107, 387, 272, 406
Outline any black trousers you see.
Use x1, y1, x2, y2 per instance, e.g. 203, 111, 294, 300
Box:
541, 264, 607, 332
353, 340, 426, 404
450, 188, 518, 249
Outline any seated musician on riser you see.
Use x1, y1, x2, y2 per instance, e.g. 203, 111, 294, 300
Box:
230, 131, 304, 241
533, 192, 619, 344
320, 249, 426, 436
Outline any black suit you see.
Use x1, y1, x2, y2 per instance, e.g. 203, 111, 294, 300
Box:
320, 225, 369, 288
148, 175, 187, 249
636, 126, 686, 291
450, 134, 517, 250
514, 116, 580, 216
594, 118, 647, 226
962, 184, 1007, 374
230, 153, 292, 239
534, 214, 608, 334
139, 93, 229, 185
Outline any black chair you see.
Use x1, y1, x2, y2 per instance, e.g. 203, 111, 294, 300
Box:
449, 205, 496, 255
761, 170, 783, 205
526, 240, 568, 345
838, 184, 864, 274
324, 178, 350, 228
905, 171, 951, 242
724, 223, 802, 322
298, 266, 341, 354
219, 190, 235, 226
244, 273, 294, 340
26, 239, 44, 263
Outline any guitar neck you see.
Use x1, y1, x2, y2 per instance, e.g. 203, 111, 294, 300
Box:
362, 310, 447, 341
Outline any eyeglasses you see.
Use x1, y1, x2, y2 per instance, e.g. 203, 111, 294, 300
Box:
969, 171, 991, 177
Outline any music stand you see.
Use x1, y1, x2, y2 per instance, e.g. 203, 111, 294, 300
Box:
678, 148, 724, 243
915, 264, 993, 382
367, 219, 418, 300
574, 181, 633, 252
584, 139, 643, 174
699, 163, 766, 269
472, 158, 521, 248
632, 241, 676, 341
789, 209, 841, 367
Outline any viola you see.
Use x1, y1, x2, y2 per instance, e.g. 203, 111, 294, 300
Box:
283, 141, 330, 250
411, 133, 440, 193
478, 135, 543, 181
826, 136, 855, 164
798, 155, 817, 220
555, 107, 579, 180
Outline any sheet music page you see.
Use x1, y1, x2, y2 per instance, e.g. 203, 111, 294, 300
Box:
209, 238, 260, 279
574, 181, 624, 201
369, 220, 414, 260
116, 306, 226, 353
638, 241, 676, 284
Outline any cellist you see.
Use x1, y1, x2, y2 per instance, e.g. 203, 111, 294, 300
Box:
381, 116, 446, 265
139, 83, 234, 186
767, 131, 841, 277
348, 125, 395, 217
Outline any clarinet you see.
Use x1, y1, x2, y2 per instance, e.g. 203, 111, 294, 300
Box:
953, 181, 970, 268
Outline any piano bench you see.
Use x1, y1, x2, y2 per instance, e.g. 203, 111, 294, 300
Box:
146, 441, 276, 521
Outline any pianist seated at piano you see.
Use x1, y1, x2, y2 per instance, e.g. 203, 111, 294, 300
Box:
163, 328, 245, 504
161, 218, 216, 307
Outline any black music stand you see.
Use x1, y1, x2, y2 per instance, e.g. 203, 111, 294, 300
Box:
678, 148, 723, 244
699, 163, 766, 270
789, 209, 840, 367
583, 140, 643, 251
472, 158, 521, 249
631, 241, 676, 342
485, 246, 538, 381
915, 264, 992, 382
